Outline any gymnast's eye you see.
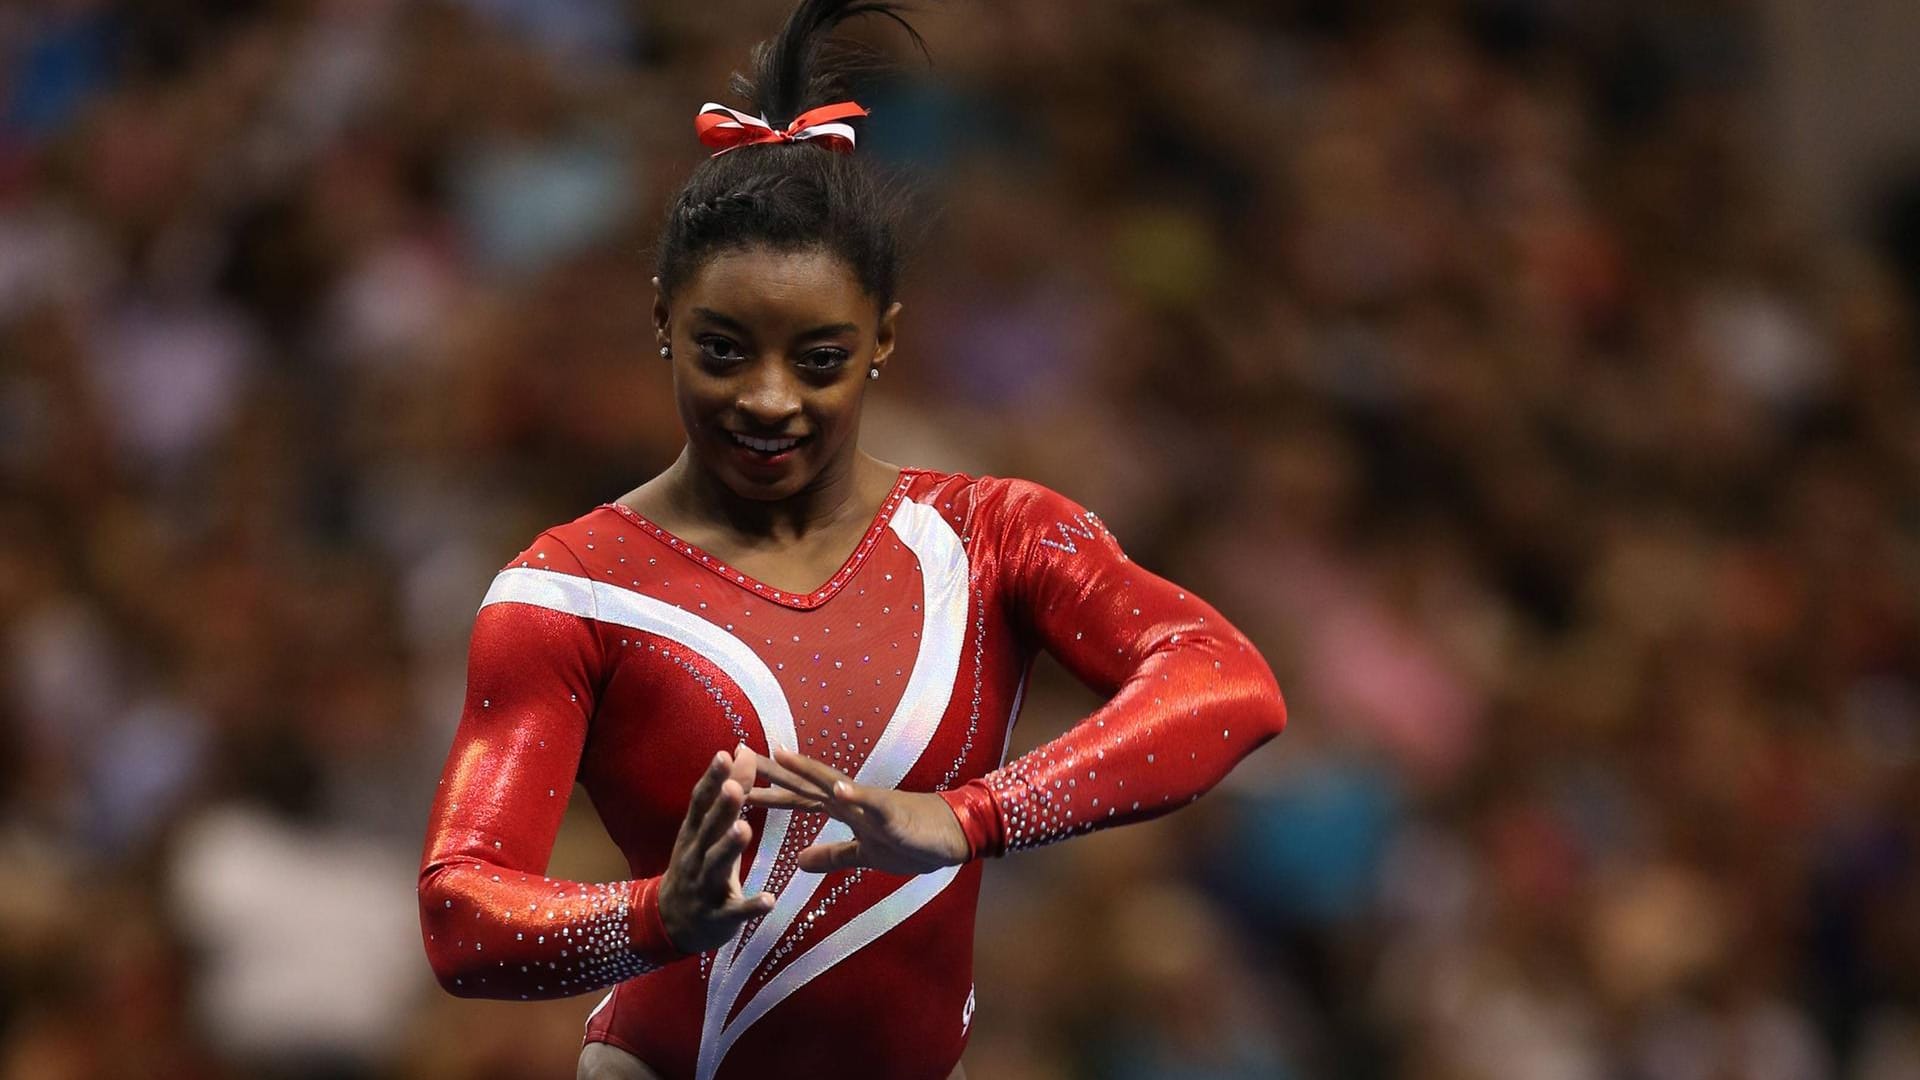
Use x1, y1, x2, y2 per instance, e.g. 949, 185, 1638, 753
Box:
697, 336, 747, 366
797, 348, 849, 372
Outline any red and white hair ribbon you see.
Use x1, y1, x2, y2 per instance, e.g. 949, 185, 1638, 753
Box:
694, 101, 870, 155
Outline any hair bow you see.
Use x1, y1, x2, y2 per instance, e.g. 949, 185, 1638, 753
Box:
694, 101, 870, 155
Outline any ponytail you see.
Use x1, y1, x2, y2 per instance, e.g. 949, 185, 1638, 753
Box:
655, 1, 928, 308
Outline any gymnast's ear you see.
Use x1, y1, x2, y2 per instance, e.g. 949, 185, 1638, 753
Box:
651, 275, 669, 338
874, 300, 901, 368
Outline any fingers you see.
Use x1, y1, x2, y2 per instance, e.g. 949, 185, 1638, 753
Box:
744, 787, 829, 812
683, 751, 732, 831
797, 839, 862, 874
823, 778, 882, 817
755, 748, 836, 801
752, 750, 882, 832
727, 742, 757, 793
693, 819, 775, 924
662, 748, 788, 952
699, 817, 775, 922
717, 890, 778, 921
772, 748, 852, 795
745, 779, 871, 831
689, 776, 745, 872
698, 817, 751, 885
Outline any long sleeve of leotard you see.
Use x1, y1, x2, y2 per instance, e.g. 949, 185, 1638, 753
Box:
417, 532, 691, 999
938, 480, 1287, 858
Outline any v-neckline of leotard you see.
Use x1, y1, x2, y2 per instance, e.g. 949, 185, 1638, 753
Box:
600, 467, 918, 611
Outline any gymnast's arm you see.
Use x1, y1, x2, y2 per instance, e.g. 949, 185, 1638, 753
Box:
936, 480, 1287, 858
417, 534, 773, 999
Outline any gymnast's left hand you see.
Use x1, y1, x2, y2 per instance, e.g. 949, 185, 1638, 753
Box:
744, 748, 972, 874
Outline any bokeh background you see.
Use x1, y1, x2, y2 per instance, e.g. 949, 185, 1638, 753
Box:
6, 1, 1920, 1077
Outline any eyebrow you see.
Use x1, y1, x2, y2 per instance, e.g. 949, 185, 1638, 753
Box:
691, 307, 859, 339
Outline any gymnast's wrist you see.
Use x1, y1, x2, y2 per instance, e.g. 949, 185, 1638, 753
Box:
936, 778, 1006, 861
625, 875, 697, 965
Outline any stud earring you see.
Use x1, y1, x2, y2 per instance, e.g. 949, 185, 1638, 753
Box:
868, 367, 880, 380
660, 345, 671, 359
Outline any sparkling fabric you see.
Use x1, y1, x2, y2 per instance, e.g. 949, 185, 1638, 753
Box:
416, 466, 1286, 1079
933, 484, 1289, 857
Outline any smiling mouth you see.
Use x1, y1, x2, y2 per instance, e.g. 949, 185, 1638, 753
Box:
728, 431, 809, 454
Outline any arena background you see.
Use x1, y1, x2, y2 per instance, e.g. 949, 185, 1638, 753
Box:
5, 2, 1920, 1077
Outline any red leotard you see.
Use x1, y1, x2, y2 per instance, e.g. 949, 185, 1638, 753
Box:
417, 467, 1286, 1080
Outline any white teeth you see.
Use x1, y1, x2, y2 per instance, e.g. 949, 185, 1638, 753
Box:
731, 432, 801, 453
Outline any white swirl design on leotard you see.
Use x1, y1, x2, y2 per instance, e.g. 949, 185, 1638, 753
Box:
478, 567, 802, 942
696, 497, 970, 1080
479, 500, 972, 1080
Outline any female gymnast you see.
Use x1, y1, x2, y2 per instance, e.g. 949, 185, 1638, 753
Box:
416, 3, 1287, 1077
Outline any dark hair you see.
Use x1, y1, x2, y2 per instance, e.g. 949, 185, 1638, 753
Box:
655, 1, 927, 309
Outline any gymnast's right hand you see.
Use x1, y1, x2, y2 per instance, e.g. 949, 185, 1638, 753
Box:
656, 744, 778, 954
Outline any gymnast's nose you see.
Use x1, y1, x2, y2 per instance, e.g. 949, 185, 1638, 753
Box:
733, 357, 804, 428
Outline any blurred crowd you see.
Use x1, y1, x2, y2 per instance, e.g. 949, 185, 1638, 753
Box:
4, 1, 1919, 1078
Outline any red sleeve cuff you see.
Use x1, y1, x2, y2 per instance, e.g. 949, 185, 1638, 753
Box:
625, 875, 694, 966
937, 778, 1006, 861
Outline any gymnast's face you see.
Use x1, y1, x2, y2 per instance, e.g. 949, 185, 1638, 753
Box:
654, 246, 898, 502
